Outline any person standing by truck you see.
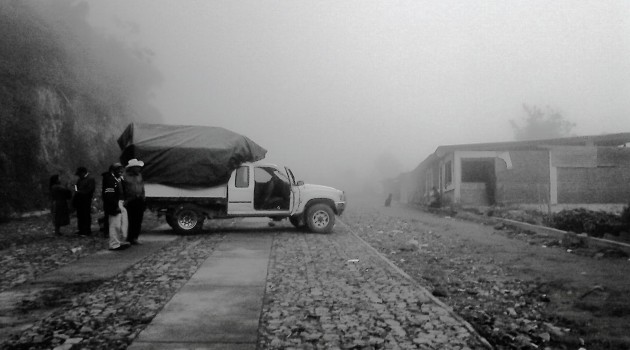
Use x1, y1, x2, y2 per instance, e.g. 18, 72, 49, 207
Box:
49, 174, 72, 235
103, 163, 129, 250
123, 159, 145, 245
73, 166, 95, 236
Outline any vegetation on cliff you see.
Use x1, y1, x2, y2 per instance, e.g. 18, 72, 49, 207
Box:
0, 0, 162, 218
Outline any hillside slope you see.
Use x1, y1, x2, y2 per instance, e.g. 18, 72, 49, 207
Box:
0, 1, 162, 217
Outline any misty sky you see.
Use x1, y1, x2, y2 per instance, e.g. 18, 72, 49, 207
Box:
84, 0, 630, 189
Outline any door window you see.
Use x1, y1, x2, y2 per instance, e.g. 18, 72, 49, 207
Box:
235, 166, 249, 188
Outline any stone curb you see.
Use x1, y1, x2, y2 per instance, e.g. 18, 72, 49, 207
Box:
496, 217, 630, 256
412, 204, 630, 256
337, 219, 494, 350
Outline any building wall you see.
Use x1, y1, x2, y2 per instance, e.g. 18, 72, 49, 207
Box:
407, 142, 630, 209
423, 165, 441, 204
556, 147, 630, 204
442, 188, 455, 205
408, 162, 441, 205
495, 150, 550, 205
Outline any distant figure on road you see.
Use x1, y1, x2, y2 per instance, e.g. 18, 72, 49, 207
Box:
103, 163, 129, 250
123, 159, 146, 245
49, 174, 72, 235
73, 166, 95, 236
384, 193, 392, 207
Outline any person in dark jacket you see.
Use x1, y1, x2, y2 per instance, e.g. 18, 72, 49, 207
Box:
49, 174, 72, 235
99, 170, 110, 236
73, 166, 96, 236
103, 163, 129, 250
123, 159, 145, 245
384, 193, 392, 207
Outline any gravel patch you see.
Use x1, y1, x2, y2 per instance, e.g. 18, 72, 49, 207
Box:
0, 216, 109, 293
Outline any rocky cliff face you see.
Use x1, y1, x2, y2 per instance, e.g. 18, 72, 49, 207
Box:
0, 1, 162, 218
0, 76, 128, 218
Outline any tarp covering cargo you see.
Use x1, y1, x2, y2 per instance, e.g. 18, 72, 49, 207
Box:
118, 123, 267, 186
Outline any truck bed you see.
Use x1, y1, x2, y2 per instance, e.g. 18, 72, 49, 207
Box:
145, 183, 227, 199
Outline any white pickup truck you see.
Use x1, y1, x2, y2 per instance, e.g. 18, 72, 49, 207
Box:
146, 162, 346, 234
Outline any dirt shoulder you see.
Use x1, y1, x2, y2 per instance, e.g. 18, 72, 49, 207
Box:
343, 198, 630, 350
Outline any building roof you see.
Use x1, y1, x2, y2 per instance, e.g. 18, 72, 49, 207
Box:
411, 132, 630, 174
434, 132, 630, 156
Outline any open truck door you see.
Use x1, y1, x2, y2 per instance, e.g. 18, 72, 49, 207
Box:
228, 164, 293, 216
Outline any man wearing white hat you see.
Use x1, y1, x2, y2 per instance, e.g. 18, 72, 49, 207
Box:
103, 163, 128, 250
123, 159, 146, 245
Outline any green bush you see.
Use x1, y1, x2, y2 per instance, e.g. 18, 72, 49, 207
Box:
548, 208, 623, 238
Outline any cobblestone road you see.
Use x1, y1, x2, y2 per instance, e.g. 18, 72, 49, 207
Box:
1, 216, 493, 349
0, 234, 225, 350
259, 221, 491, 349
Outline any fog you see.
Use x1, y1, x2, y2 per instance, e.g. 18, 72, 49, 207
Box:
84, 0, 630, 193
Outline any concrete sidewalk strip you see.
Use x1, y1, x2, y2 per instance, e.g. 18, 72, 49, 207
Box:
33, 232, 178, 285
129, 233, 273, 350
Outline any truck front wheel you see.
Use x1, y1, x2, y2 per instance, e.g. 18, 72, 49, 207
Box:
173, 206, 204, 234
305, 204, 335, 233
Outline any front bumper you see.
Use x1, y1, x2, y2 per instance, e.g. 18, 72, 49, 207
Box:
335, 201, 346, 216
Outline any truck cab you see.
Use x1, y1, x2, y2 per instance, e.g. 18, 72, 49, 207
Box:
227, 164, 294, 215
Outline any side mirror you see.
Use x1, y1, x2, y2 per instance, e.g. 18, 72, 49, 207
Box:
297, 181, 304, 186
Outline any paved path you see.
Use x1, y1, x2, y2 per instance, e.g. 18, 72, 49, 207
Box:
128, 233, 273, 350
35, 233, 178, 284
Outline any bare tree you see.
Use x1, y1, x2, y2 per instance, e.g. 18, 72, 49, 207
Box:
510, 104, 575, 141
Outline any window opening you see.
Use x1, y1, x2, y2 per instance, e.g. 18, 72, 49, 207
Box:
444, 161, 452, 185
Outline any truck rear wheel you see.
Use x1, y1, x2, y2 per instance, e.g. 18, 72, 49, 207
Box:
305, 204, 335, 233
173, 206, 204, 234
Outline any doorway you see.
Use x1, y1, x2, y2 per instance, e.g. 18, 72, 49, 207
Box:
461, 158, 496, 205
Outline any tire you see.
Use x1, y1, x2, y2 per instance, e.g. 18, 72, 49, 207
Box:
289, 214, 304, 228
305, 204, 335, 233
172, 206, 204, 234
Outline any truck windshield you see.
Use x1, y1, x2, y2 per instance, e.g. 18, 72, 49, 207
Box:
273, 168, 289, 184
255, 167, 289, 185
